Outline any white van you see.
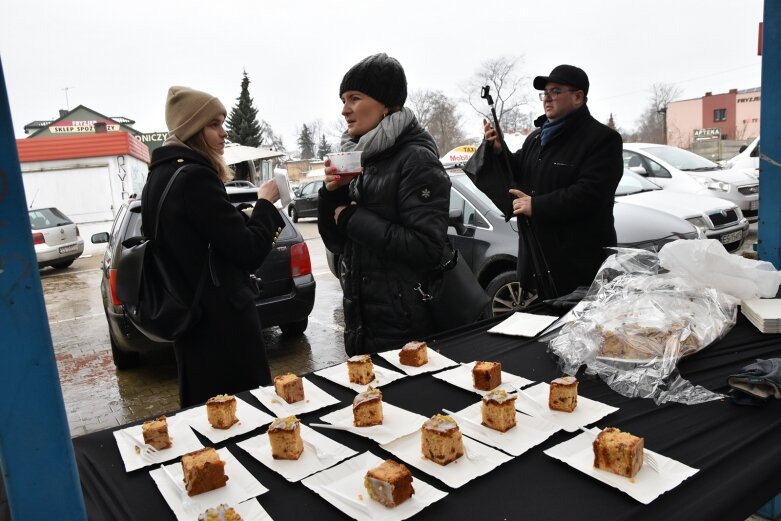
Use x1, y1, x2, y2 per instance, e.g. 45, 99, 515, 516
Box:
724, 136, 759, 178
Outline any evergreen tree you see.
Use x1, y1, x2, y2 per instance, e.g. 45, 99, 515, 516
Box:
226, 70, 262, 148
316, 134, 332, 159
607, 113, 616, 130
297, 124, 316, 159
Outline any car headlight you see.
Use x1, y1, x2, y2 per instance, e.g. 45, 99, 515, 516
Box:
686, 216, 710, 229
691, 175, 730, 192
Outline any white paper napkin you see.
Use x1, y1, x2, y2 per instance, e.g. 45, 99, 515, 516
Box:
178, 397, 274, 444
377, 348, 459, 376
237, 424, 358, 482
380, 431, 513, 489
301, 451, 447, 521
515, 382, 619, 432
487, 312, 560, 337
431, 362, 534, 396
114, 414, 205, 472
544, 430, 699, 504
150, 447, 268, 520
315, 362, 406, 392
250, 377, 340, 417
317, 402, 428, 445
449, 401, 561, 456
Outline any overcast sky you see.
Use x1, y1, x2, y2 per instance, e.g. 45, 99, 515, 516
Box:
0, 0, 764, 152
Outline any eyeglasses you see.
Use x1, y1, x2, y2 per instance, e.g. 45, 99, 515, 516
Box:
539, 88, 579, 100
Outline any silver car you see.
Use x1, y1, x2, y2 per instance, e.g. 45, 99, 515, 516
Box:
623, 143, 759, 222
29, 207, 84, 269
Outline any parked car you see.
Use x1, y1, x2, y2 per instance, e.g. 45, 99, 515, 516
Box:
616, 170, 748, 252
327, 169, 701, 317
224, 180, 257, 188
722, 136, 760, 178
288, 179, 324, 222
29, 207, 84, 269
622, 143, 759, 222
91, 194, 316, 369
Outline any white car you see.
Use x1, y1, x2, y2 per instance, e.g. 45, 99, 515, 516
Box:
622, 143, 759, 222
616, 170, 749, 253
723, 136, 759, 178
29, 207, 84, 269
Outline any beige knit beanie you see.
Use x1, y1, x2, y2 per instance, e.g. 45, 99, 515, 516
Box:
165, 86, 227, 142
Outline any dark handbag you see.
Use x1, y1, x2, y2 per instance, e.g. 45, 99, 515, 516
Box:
116, 165, 209, 343
415, 243, 490, 332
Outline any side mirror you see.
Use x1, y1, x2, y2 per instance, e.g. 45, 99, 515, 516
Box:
448, 208, 466, 235
629, 166, 648, 176
293, 188, 301, 197
91, 232, 109, 244
738, 145, 748, 154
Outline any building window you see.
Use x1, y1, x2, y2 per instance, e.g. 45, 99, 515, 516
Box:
714, 108, 727, 122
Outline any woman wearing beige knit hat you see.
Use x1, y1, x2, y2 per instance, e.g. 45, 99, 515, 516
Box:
141, 86, 285, 407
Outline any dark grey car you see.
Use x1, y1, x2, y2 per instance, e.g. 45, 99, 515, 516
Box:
327, 168, 699, 317
288, 180, 324, 222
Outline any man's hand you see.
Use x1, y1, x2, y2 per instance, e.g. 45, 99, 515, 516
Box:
509, 188, 532, 217
324, 159, 353, 191
483, 118, 503, 155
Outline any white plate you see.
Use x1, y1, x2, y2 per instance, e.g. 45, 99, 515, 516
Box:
301, 451, 447, 521
114, 414, 205, 472
377, 348, 459, 376
178, 397, 274, 444
431, 362, 534, 396
317, 402, 428, 445
237, 424, 358, 482
544, 429, 699, 504
449, 401, 561, 456
487, 312, 560, 337
250, 377, 340, 417
150, 447, 269, 520
315, 362, 406, 392
514, 382, 618, 432
380, 431, 513, 489
198, 499, 274, 521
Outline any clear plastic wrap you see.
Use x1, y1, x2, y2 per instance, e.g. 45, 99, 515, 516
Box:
547, 248, 738, 405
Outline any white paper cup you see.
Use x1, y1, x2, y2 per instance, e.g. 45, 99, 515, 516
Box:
327, 151, 363, 176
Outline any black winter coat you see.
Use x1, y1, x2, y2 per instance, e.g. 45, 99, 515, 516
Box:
318, 121, 451, 355
469, 105, 623, 297
142, 145, 284, 406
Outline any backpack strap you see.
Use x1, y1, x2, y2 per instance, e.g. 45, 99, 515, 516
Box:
153, 164, 190, 240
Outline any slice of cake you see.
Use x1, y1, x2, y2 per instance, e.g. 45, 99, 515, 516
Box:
364, 459, 415, 507
268, 416, 304, 460
593, 427, 644, 478
421, 414, 464, 466
206, 394, 238, 429
472, 361, 502, 391
181, 447, 229, 496
399, 340, 428, 367
274, 373, 305, 404
142, 416, 172, 450
549, 376, 578, 412
347, 354, 375, 385
353, 386, 383, 427
198, 504, 243, 521
481, 389, 517, 432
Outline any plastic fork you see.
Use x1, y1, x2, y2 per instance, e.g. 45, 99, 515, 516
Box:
440, 409, 486, 461
120, 428, 158, 459
578, 426, 660, 473
303, 438, 336, 460
160, 463, 199, 516
320, 485, 372, 516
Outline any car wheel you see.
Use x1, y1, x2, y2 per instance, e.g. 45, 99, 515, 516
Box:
51, 259, 75, 269
110, 331, 141, 370
279, 318, 308, 336
484, 271, 537, 317
289, 206, 299, 223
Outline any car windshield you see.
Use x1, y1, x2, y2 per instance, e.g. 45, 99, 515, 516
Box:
449, 172, 502, 214
643, 146, 721, 172
29, 207, 72, 230
615, 169, 661, 196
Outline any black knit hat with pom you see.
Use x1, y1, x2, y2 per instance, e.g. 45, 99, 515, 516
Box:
339, 53, 407, 108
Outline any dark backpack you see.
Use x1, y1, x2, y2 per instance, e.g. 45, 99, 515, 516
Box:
115, 165, 208, 342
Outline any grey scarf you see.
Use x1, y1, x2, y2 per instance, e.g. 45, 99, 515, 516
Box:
339, 107, 416, 161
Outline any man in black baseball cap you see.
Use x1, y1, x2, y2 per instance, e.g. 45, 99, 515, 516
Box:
466, 63, 623, 301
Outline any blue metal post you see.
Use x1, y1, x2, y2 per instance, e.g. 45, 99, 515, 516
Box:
0, 58, 86, 518
758, 1, 781, 267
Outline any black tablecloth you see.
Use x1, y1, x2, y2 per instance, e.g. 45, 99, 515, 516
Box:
72, 314, 781, 521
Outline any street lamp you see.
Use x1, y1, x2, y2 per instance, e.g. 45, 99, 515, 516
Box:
657, 106, 668, 145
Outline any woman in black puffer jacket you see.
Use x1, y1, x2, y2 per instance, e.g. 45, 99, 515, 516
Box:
318, 53, 451, 356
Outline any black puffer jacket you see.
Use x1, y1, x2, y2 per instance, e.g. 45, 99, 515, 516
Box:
319, 121, 451, 355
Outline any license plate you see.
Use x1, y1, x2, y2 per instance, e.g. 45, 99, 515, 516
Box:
719, 231, 743, 245
749, 200, 759, 211
59, 244, 78, 254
